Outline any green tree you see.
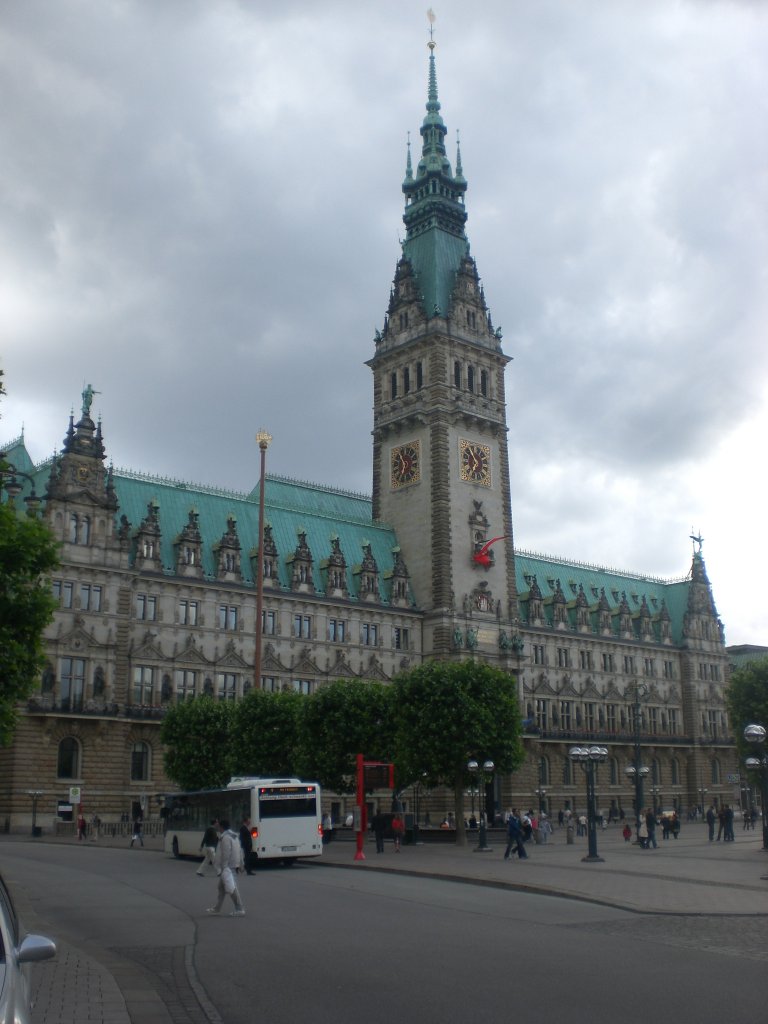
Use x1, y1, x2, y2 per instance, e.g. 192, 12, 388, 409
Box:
0, 500, 59, 743
160, 696, 235, 790
726, 658, 768, 755
230, 689, 303, 778
297, 679, 395, 793
392, 660, 523, 845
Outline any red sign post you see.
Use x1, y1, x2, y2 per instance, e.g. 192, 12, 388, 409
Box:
354, 754, 395, 861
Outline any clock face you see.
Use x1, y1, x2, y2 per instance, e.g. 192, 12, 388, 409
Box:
390, 441, 421, 488
459, 439, 491, 486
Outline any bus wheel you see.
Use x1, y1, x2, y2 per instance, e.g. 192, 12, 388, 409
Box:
282, 857, 296, 867
172, 837, 180, 859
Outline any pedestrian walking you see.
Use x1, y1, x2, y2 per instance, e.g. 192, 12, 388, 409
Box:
196, 819, 219, 876
645, 809, 658, 850
392, 813, 404, 853
206, 819, 245, 916
77, 813, 87, 841
724, 805, 735, 841
130, 819, 144, 847
371, 810, 387, 853
638, 816, 649, 848
239, 817, 254, 874
539, 816, 552, 844
622, 822, 632, 842
706, 805, 716, 841
503, 809, 527, 860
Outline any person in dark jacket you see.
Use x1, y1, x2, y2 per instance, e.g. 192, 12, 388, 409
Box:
196, 819, 219, 877
239, 817, 254, 874
503, 810, 527, 860
371, 811, 387, 853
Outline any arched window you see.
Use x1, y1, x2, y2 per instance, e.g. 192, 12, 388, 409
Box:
69, 514, 79, 544
539, 756, 550, 786
467, 366, 475, 393
562, 759, 573, 786
711, 758, 721, 785
57, 737, 81, 779
390, 372, 398, 399
670, 758, 680, 786
651, 758, 661, 785
480, 369, 489, 397
454, 361, 461, 388
131, 742, 150, 782
609, 757, 619, 785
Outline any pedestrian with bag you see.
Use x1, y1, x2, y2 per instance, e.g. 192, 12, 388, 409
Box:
206, 819, 245, 917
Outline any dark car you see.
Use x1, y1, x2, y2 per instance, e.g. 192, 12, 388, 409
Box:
0, 871, 56, 1023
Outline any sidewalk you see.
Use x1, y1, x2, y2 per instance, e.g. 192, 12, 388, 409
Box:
316, 824, 768, 915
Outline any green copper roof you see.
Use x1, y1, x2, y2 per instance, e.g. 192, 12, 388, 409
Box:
401, 47, 469, 318
113, 470, 404, 602
516, 550, 693, 645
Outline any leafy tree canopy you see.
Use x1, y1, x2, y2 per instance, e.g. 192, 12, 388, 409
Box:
160, 696, 236, 790
0, 501, 59, 744
726, 658, 768, 756
230, 688, 303, 779
296, 679, 395, 793
392, 660, 523, 842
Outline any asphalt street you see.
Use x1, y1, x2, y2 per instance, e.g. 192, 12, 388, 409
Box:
0, 825, 766, 1024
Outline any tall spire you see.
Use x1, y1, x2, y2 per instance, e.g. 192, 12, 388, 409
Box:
401, 33, 469, 319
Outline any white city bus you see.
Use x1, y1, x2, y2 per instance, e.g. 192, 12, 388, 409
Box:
162, 777, 323, 866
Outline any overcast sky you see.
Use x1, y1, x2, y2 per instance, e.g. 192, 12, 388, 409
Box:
1, 0, 766, 645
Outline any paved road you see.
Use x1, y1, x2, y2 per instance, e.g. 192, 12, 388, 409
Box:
1, 824, 766, 1023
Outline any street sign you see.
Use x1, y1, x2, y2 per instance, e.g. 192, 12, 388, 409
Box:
726, 773, 740, 784
69, 786, 81, 805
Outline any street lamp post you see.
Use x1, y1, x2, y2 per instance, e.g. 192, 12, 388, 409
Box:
697, 786, 708, 816
650, 785, 662, 815
535, 787, 547, 820
569, 746, 607, 863
743, 724, 768, 852
626, 681, 649, 827
253, 430, 272, 691
467, 759, 494, 852
27, 790, 43, 836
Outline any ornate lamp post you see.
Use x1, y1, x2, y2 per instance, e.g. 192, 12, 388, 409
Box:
650, 785, 662, 815
467, 759, 494, 852
0, 453, 41, 516
697, 785, 708, 816
253, 430, 272, 690
626, 681, 649, 827
570, 746, 607, 862
743, 724, 768, 851
535, 786, 547, 820
27, 790, 43, 837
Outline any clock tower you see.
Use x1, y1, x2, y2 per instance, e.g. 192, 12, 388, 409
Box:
368, 42, 519, 661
